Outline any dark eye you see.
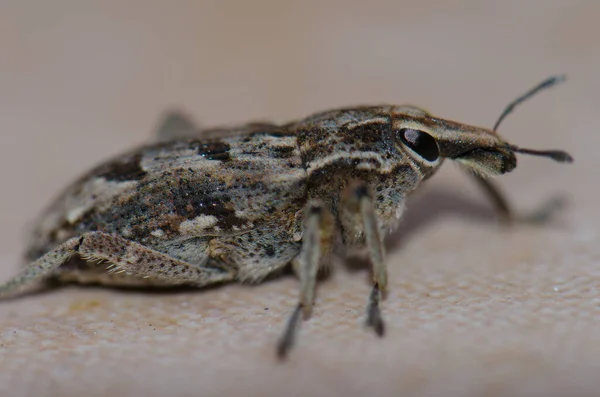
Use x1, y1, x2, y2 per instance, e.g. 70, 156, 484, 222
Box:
398, 128, 440, 161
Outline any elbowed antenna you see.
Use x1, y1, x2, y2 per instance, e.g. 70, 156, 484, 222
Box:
492, 75, 573, 164
505, 144, 573, 163
493, 75, 566, 132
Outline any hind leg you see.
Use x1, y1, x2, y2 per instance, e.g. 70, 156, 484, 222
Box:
0, 231, 235, 298
154, 111, 199, 141
0, 236, 81, 298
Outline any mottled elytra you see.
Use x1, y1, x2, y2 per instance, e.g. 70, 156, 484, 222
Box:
0, 76, 572, 359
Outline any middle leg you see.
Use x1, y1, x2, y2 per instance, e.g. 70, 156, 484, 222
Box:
277, 200, 334, 359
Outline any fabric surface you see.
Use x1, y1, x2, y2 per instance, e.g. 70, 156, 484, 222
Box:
0, 1, 598, 396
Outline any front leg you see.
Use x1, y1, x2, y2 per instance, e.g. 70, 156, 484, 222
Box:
339, 183, 386, 336
467, 171, 565, 225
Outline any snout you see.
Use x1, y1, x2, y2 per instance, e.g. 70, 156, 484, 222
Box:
453, 147, 517, 176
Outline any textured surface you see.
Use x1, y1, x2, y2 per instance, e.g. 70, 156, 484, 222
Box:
0, 1, 598, 396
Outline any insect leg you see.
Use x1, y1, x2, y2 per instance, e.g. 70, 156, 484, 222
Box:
468, 172, 513, 222
340, 183, 386, 337
468, 172, 564, 225
0, 232, 234, 299
154, 110, 199, 141
277, 201, 334, 359
75, 232, 235, 285
0, 236, 82, 298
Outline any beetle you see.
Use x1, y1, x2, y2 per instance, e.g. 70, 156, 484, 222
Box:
0, 76, 572, 358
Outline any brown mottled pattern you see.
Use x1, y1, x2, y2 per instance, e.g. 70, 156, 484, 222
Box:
94, 153, 148, 182
26, 130, 305, 268
22, 105, 520, 286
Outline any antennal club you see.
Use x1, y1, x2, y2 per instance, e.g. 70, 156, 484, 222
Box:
493, 75, 566, 132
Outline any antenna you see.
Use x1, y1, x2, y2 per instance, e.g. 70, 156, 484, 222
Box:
493, 75, 573, 163
505, 144, 573, 163
493, 75, 566, 132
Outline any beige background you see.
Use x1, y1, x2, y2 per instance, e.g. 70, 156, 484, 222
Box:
0, 1, 599, 396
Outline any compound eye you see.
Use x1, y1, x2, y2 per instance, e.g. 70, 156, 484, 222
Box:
398, 128, 440, 161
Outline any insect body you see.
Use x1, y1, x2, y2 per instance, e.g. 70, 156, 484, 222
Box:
0, 77, 572, 358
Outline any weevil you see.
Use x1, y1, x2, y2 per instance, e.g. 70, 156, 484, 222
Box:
0, 76, 572, 358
